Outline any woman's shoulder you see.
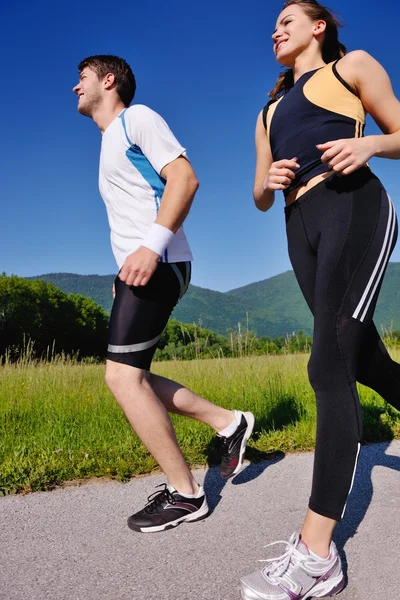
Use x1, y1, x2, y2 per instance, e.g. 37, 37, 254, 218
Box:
335, 51, 377, 88
336, 50, 375, 70
335, 51, 383, 93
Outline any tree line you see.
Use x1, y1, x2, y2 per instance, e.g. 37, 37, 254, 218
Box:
3, 274, 398, 363
155, 319, 312, 360
0, 275, 108, 360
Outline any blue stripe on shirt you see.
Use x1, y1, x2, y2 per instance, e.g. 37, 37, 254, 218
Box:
120, 111, 169, 263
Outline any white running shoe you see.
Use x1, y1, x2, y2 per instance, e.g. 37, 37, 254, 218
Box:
239, 532, 345, 600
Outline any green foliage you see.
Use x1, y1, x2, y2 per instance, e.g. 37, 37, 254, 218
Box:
17, 266, 400, 362
28, 273, 115, 313
0, 275, 312, 364
0, 275, 108, 360
154, 319, 313, 361
155, 319, 230, 360
32, 263, 400, 338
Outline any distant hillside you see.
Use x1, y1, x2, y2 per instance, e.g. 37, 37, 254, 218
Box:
226, 270, 314, 336
173, 279, 307, 338
30, 262, 400, 338
30, 273, 115, 313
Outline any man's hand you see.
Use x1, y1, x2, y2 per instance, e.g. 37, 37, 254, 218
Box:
119, 247, 160, 287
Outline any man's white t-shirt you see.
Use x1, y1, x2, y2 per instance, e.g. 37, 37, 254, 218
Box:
99, 104, 193, 269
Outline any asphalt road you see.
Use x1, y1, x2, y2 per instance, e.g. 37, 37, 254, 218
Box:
1, 441, 399, 600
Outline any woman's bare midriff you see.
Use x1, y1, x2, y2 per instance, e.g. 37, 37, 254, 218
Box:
285, 170, 335, 206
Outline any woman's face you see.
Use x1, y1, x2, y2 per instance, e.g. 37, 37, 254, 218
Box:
272, 4, 323, 66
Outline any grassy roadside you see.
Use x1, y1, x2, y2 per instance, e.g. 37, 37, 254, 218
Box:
1, 353, 399, 495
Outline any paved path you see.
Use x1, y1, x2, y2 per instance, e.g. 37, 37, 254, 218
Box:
1, 441, 399, 600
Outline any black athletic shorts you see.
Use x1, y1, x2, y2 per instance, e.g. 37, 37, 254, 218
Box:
107, 261, 191, 370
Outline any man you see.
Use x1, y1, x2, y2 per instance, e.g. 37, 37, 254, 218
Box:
72, 55, 254, 533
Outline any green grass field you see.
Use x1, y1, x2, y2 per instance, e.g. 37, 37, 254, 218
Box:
1, 353, 399, 496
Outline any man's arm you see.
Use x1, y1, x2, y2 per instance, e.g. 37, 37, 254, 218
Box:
155, 156, 199, 231
118, 106, 197, 287
119, 156, 198, 287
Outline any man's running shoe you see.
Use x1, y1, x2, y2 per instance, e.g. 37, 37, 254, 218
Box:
218, 411, 255, 478
127, 483, 209, 533
239, 532, 345, 599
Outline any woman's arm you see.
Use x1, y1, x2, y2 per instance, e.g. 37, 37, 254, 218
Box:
254, 110, 299, 210
254, 111, 275, 212
318, 51, 400, 173
342, 50, 400, 156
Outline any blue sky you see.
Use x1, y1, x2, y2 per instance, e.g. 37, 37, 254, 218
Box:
2, 0, 400, 292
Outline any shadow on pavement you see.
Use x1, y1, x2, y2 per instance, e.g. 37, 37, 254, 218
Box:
203, 452, 285, 513
231, 450, 285, 486
203, 398, 300, 513
334, 403, 400, 578
203, 448, 285, 512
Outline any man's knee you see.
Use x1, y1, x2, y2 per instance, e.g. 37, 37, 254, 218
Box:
105, 360, 147, 395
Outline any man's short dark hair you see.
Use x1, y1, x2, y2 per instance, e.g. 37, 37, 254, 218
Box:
78, 55, 136, 107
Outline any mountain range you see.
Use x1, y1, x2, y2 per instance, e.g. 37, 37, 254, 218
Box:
30, 262, 400, 338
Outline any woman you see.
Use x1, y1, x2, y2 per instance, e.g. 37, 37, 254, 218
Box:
240, 1, 400, 598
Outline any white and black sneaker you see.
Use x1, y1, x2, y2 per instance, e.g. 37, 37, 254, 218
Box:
218, 411, 255, 479
127, 483, 209, 533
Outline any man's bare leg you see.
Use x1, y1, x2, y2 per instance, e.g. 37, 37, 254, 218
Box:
149, 373, 235, 432
105, 360, 198, 494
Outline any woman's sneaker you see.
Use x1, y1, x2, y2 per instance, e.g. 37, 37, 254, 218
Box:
127, 483, 209, 533
218, 411, 255, 478
239, 532, 345, 600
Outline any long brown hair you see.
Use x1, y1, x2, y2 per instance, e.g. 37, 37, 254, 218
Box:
269, 0, 347, 100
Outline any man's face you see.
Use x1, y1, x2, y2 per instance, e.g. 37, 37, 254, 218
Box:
72, 67, 103, 117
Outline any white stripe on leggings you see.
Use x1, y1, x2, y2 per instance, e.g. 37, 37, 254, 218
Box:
359, 194, 396, 321
352, 193, 395, 322
341, 442, 361, 520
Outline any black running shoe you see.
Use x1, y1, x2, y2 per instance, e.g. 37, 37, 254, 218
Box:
218, 411, 255, 479
127, 483, 209, 533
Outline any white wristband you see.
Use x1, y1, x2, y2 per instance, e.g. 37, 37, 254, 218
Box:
141, 223, 175, 256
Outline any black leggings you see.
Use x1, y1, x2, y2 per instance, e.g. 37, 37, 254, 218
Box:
285, 167, 400, 521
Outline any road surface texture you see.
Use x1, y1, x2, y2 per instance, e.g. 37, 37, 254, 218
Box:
1, 441, 399, 600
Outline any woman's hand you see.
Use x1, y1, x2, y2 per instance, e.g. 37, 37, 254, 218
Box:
317, 137, 375, 175
262, 158, 300, 191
